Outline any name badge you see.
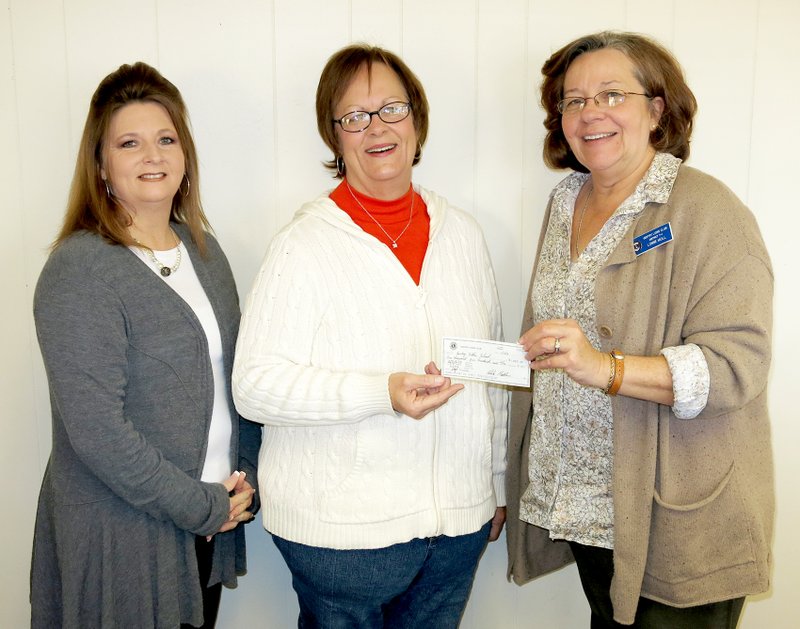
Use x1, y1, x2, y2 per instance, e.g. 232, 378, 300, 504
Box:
633, 222, 673, 256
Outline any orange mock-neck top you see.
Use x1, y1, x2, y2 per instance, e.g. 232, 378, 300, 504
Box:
330, 180, 430, 285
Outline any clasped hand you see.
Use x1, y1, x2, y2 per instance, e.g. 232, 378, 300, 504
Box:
207, 470, 256, 540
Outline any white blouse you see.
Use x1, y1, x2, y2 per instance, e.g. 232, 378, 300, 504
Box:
130, 240, 233, 483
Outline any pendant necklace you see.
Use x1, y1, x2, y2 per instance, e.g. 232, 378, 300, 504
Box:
573, 182, 594, 258
134, 229, 182, 277
346, 180, 414, 249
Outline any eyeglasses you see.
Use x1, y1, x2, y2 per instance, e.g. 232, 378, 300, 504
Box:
557, 89, 651, 115
333, 101, 411, 133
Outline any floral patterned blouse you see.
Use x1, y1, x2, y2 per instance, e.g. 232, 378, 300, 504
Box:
518, 153, 710, 549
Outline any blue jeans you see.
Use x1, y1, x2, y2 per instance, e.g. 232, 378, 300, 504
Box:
272, 521, 491, 629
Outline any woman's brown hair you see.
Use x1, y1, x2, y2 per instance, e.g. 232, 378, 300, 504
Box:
55, 62, 210, 253
316, 44, 430, 178
541, 31, 698, 173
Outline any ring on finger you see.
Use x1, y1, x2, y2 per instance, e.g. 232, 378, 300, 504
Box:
553, 337, 561, 353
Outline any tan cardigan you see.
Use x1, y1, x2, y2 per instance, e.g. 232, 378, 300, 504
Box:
506, 164, 774, 625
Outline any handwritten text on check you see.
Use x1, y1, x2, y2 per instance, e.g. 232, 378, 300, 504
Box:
441, 337, 531, 387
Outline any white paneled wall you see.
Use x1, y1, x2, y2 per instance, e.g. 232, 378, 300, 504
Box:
2, 1, 797, 627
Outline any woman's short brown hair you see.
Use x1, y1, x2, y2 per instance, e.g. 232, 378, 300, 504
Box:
541, 31, 698, 173
316, 44, 429, 178
55, 62, 210, 253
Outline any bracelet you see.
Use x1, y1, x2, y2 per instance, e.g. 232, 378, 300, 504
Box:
607, 349, 625, 396
603, 352, 615, 394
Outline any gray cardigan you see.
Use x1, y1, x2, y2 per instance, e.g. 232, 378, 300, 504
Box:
506, 164, 774, 624
30, 224, 261, 628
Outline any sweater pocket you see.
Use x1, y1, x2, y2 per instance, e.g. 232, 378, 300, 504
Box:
645, 462, 756, 584
318, 418, 429, 524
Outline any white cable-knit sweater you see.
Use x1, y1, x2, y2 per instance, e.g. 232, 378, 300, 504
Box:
233, 186, 508, 550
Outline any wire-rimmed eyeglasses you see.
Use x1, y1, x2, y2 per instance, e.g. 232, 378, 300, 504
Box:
333, 101, 411, 133
557, 89, 651, 115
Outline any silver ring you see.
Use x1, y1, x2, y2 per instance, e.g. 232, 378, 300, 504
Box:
553, 337, 561, 353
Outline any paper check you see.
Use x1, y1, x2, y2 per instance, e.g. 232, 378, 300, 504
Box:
441, 337, 530, 387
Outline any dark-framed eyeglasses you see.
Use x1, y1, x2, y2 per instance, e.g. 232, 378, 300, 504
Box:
557, 89, 651, 115
333, 101, 411, 133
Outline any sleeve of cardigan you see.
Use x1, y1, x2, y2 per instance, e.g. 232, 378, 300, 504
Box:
237, 415, 262, 514
683, 251, 773, 417
232, 226, 395, 426
34, 262, 230, 537
680, 202, 773, 418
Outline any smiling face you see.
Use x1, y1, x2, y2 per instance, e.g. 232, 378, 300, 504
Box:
335, 62, 418, 199
101, 101, 185, 216
561, 48, 663, 186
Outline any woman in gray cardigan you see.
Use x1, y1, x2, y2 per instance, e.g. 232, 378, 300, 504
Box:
30, 62, 261, 628
507, 32, 773, 627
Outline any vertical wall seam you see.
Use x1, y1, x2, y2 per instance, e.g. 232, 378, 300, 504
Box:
347, 0, 352, 42
270, 0, 279, 236
745, 0, 761, 205
8, 0, 40, 470
154, 0, 160, 65
399, 0, 404, 55
520, 0, 531, 307
60, 0, 71, 148
473, 0, 479, 215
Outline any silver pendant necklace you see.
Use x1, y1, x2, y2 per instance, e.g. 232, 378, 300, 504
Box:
346, 180, 414, 249
134, 229, 182, 277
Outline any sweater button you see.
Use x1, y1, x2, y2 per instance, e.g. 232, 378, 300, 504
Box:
599, 325, 613, 339
416, 289, 427, 308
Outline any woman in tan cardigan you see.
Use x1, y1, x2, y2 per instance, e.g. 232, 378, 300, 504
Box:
506, 31, 773, 627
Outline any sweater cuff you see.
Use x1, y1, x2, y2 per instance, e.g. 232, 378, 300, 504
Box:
359, 372, 395, 417
493, 473, 506, 507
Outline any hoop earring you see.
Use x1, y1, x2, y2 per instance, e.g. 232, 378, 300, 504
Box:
180, 175, 191, 197
336, 156, 346, 177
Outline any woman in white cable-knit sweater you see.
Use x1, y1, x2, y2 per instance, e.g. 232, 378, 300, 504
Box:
233, 44, 508, 628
